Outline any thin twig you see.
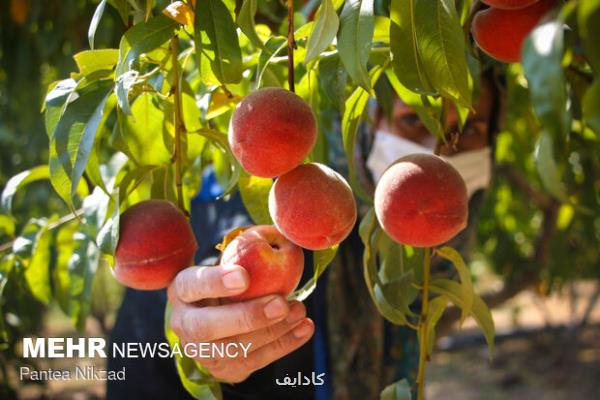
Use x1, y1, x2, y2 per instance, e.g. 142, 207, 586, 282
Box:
286, 0, 296, 93
0, 209, 84, 254
170, 36, 186, 214
416, 248, 432, 400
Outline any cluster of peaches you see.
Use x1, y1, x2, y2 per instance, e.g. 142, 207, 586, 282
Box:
111, 88, 469, 300
472, 0, 558, 63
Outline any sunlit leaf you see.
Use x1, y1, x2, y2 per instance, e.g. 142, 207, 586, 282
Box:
435, 246, 473, 324
342, 64, 386, 203
237, 0, 266, 51
88, 0, 107, 50
238, 172, 273, 225
522, 20, 569, 140
195, 0, 243, 84
534, 132, 568, 201
1, 166, 50, 214
116, 15, 177, 77
290, 245, 339, 301
429, 279, 495, 357
380, 379, 412, 400
305, 0, 339, 64
337, 0, 374, 91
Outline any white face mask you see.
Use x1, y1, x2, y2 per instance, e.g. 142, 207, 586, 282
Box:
366, 130, 492, 198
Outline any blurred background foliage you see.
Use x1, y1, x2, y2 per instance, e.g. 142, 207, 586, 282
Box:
0, 0, 599, 398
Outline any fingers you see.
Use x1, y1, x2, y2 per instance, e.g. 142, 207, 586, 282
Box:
168, 264, 249, 303
211, 301, 307, 356
172, 295, 291, 342
204, 318, 315, 382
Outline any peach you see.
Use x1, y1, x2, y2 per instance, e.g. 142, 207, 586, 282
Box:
481, 0, 540, 9
472, 0, 557, 63
268, 163, 357, 250
374, 154, 468, 248
114, 200, 197, 290
221, 225, 304, 301
228, 87, 317, 178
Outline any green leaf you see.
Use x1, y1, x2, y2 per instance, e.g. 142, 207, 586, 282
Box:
424, 295, 448, 356
389, 0, 434, 95
25, 219, 55, 305
67, 190, 105, 330
195, 0, 243, 84
583, 80, 600, 137
50, 80, 114, 205
416, 0, 471, 107
53, 221, 79, 314
116, 15, 177, 77
1, 166, 50, 214
578, 0, 600, 72
0, 255, 15, 347
0, 215, 15, 238
534, 132, 567, 201
290, 245, 339, 301
359, 208, 413, 326
380, 379, 412, 400
342, 64, 386, 203
89, 0, 108, 50
522, 20, 569, 140
191, 129, 240, 196
237, 0, 266, 51
108, 0, 129, 25
238, 172, 273, 225
385, 69, 442, 136
305, 0, 340, 64
255, 36, 287, 88
122, 92, 172, 165
74, 49, 119, 77
390, 0, 471, 107
435, 246, 473, 324
337, 0, 375, 91
97, 190, 120, 255
429, 279, 495, 357
164, 304, 223, 400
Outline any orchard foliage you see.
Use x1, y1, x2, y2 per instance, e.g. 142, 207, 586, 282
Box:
0, 0, 600, 398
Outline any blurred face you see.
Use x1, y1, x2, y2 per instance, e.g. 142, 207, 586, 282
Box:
376, 78, 495, 155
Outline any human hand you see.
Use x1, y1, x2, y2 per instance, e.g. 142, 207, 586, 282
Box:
168, 264, 314, 383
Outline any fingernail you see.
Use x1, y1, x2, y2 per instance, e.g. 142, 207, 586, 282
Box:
222, 271, 247, 290
293, 321, 312, 338
285, 303, 304, 324
263, 297, 288, 319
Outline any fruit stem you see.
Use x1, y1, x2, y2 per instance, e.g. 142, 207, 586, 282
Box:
286, 0, 295, 93
170, 35, 186, 214
417, 247, 432, 400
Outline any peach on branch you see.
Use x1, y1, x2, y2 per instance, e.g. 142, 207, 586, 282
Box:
268, 163, 357, 250
228, 87, 317, 178
114, 200, 197, 290
481, 0, 540, 9
220, 225, 304, 302
374, 154, 468, 248
472, 0, 557, 63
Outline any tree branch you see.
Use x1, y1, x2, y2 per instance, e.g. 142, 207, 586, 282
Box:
496, 163, 552, 210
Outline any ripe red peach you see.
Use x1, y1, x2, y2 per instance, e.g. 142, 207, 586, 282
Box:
228, 87, 317, 178
220, 225, 304, 302
114, 200, 197, 290
374, 154, 468, 248
481, 0, 540, 9
268, 163, 357, 250
472, 0, 557, 63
